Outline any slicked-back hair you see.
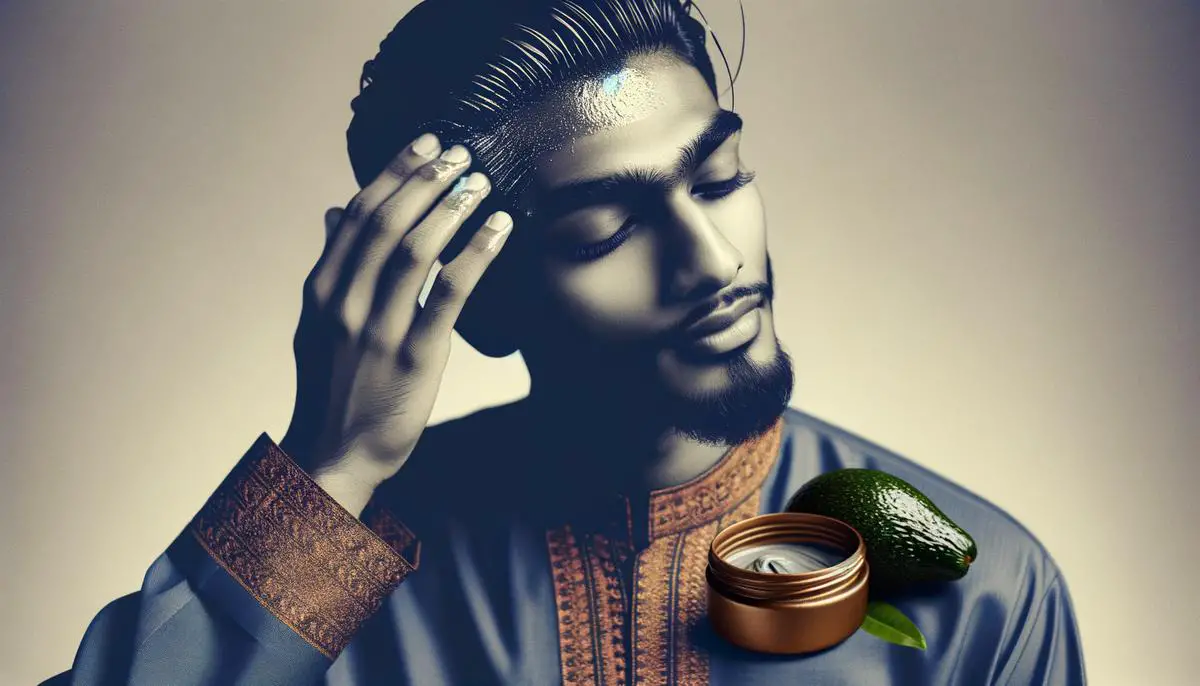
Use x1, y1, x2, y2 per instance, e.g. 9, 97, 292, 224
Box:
344, 0, 734, 356
347, 0, 720, 203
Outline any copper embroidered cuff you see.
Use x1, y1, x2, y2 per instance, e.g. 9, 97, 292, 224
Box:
187, 433, 419, 658
706, 513, 869, 655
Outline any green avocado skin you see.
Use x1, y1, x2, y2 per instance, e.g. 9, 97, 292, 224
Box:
785, 468, 978, 590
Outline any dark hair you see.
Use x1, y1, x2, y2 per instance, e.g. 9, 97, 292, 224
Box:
346, 0, 728, 190
345, 0, 739, 356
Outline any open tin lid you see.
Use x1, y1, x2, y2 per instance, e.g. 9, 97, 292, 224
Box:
705, 513, 871, 654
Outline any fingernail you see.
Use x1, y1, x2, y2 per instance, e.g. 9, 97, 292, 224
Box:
449, 176, 470, 194
482, 212, 513, 250
462, 173, 489, 192
419, 145, 471, 182
445, 174, 490, 212
484, 211, 513, 233
411, 133, 438, 157
440, 145, 470, 164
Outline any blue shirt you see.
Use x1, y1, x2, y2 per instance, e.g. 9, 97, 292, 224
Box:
45, 406, 1085, 685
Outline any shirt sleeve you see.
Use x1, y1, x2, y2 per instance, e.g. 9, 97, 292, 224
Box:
997, 571, 1087, 685
43, 433, 421, 686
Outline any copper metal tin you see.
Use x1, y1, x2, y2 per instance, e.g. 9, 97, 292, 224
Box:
706, 513, 869, 655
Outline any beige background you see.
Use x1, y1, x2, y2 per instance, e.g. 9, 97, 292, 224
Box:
2, 1, 1197, 684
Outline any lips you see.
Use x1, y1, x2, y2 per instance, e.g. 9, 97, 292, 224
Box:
682, 293, 765, 340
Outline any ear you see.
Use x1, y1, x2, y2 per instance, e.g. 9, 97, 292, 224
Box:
453, 261, 522, 358
440, 189, 529, 358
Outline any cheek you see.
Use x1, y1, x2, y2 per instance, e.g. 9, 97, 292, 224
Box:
544, 231, 663, 339
712, 184, 769, 272
538, 185, 769, 340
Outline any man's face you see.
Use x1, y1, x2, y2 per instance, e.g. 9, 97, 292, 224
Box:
505, 51, 793, 444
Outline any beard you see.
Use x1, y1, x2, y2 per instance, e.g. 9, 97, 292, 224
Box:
522, 257, 793, 446
659, 257, 793, 445
658, 339, 795, 446
527, 329, 795, 448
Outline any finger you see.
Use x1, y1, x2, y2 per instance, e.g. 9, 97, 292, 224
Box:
302, 207, 348, 305
339, 146, 474, 335
310, 134, 442, 302
376, 171, 492, 313
402, 211, 514, 359
358, 144, 475, 253
323, 134, 443, 276
354, 133, 444, 219
363, 171, 493, 349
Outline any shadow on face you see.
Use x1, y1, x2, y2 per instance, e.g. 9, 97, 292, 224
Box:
473, 51, 795, 443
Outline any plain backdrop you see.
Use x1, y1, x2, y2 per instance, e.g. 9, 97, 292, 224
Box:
2, 2, 1197, 684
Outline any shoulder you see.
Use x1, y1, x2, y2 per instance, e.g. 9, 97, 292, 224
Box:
776, 407, 1066, 589
776, 410, 1084, 681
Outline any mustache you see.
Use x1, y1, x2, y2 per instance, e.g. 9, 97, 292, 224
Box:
674, 281, 774, 334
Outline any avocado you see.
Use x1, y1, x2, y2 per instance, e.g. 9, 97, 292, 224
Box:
784, 468, 977, 590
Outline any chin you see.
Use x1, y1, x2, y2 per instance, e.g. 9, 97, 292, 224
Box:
659, 310, 782, 394
657, 334, 796, 447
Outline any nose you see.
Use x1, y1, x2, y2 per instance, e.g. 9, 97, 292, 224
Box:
663, 200, 744, 302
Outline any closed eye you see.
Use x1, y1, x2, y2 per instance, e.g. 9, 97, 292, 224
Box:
692, 170, 756, 201
564, 170, 756, 263
567, 217, 639, 262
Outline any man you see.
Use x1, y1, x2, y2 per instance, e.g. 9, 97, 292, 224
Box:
45, 0, 1085, 683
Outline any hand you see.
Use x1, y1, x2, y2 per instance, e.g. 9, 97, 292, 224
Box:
280, 133, 513, 516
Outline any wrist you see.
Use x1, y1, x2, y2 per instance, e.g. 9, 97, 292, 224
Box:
311, 468, 380, 519
279, 433, 385, 518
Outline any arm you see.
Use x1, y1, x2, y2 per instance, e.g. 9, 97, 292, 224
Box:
44, 130, 511, 685
43, 435, 419, 686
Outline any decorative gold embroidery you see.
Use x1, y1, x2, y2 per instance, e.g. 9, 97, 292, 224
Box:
631, 533, 680, 685
669, 520, 723, 684
633, 496, 765, 685
648, 419, 782, 538
363, 501, 422, 571
549, 419, 782, 684
588, 534, 632, 686
548, 526, 603, 685
188, 434, 416, 659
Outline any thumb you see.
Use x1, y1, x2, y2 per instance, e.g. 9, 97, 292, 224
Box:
324, 207, 345, 240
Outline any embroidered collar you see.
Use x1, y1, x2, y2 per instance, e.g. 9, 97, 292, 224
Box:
375, 410, 785, 550
558, 417, 784, 548
643, 417, 783, 538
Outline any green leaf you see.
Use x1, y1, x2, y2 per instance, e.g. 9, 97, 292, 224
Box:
860, 601, 927, 650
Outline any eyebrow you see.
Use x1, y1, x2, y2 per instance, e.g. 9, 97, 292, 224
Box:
529, 109, 744, 222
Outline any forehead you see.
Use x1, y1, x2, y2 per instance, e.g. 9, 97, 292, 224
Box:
528, 52, 720, 188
